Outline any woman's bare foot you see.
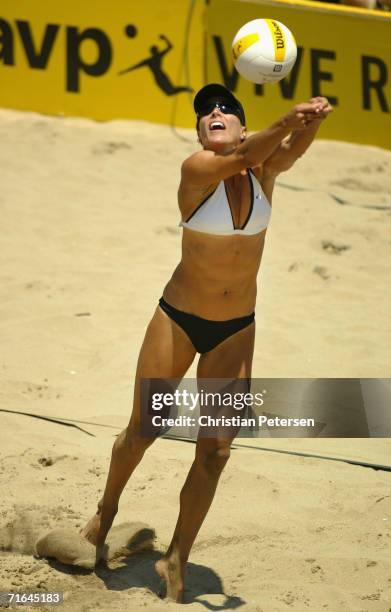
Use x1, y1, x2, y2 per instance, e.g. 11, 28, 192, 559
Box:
155, 553, 185, 603
80, 499, 116, 540
80, 512, 101, 545
80, 511, 113, 566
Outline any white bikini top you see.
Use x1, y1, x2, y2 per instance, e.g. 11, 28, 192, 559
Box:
179, 169, 271, 236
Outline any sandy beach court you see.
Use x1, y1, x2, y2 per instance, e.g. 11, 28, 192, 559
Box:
0, 108, 391, 610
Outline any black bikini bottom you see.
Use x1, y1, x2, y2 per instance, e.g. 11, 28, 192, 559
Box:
158, 297, 255, 354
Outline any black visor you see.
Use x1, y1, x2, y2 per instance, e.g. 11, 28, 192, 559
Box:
194, 83, 246, 126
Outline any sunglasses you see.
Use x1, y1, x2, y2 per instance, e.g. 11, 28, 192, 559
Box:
197, 101, 242, 120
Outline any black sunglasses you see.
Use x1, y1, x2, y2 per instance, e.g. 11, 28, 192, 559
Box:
197, 101, 242, 120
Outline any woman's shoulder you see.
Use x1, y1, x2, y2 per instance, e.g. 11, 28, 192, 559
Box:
181, 150, 217, 175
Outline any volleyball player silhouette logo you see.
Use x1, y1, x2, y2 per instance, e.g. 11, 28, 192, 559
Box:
118, 34, 193, 96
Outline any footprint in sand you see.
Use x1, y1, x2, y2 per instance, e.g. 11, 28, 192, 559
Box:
321, 240, 351, 255
92, 142, 132, 155
313, 266, 330, 280
35, 522, 156, 569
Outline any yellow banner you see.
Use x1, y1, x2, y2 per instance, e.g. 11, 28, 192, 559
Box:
206, 0, 391, 149
0, 0, 204, 126
0, 0, 390, 148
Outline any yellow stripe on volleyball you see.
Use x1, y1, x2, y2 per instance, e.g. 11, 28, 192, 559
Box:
265, 19, 286, 62
232, 32, 260, 61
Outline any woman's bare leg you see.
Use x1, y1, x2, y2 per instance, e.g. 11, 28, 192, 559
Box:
155, 322, 255, 601
80, 306, 196, 556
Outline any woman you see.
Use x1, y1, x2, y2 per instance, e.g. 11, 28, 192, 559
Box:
81, 83, 332, 602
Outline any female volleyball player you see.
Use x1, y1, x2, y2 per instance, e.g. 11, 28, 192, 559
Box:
81, 84, 332, 602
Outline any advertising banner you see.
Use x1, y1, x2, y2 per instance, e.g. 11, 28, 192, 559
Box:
206, 0, 391, 148
0, 0, 390, 147
0, 0, 203, 125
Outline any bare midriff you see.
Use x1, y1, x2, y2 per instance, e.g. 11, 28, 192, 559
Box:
162, 227, 267, 321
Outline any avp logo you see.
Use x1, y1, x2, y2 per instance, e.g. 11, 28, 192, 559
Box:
0, 18, 192, 95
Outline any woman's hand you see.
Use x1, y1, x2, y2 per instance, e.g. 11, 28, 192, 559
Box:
284, 98, 333, 130
307, 96, 333, 122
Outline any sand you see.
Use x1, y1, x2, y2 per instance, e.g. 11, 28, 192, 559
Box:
0, 107, 391, 610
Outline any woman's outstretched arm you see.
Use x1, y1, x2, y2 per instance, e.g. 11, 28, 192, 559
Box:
262, 97, 333, 176
181, 99, 330, 185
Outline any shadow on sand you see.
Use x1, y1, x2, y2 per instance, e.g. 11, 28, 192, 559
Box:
48, 549, 246, 608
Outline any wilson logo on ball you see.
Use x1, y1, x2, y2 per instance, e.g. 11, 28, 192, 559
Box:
266, 19, 286, 62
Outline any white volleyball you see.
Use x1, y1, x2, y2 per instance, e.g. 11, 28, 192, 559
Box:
232, 19, 297, 84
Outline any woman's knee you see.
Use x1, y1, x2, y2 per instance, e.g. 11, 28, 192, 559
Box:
113, 427, 155, 455
196, 442, 231, 476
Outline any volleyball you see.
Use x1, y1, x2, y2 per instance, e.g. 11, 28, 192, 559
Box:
232, 19, 297, 84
